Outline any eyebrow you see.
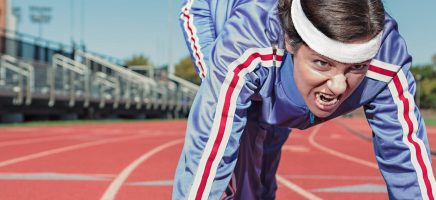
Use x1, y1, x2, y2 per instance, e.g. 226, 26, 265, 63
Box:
309, 50, 370, 66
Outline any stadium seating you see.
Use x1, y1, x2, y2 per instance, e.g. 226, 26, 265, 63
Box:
0, 31, 198, 122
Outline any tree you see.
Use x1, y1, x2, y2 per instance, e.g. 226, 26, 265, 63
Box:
411, 64, 436, 80
126, 54, 151, 66
175, 55, 201, 85
411, 64, 436, 109
432, 54, 436, 67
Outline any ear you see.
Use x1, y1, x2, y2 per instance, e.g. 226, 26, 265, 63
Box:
284, 34, 294, 54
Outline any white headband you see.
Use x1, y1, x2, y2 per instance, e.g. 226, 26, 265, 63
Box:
291, 0, 383, 63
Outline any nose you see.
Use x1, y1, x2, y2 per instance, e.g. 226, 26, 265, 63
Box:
327, 74, 347, 95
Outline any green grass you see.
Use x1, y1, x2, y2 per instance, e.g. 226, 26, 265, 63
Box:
425, 117, 436, 126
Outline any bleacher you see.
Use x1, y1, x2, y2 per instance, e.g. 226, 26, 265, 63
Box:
0, 29, 198, 122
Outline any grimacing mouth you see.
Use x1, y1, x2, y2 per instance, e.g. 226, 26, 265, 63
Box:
315, 92, 343, 106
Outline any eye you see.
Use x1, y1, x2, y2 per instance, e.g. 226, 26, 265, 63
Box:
350, 64, 368, 71
314, 60, 329, 68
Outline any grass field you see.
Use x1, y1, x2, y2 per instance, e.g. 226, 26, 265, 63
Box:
423, 110, 436, 126
425, 117, 436, 126
1, 109, 435, 127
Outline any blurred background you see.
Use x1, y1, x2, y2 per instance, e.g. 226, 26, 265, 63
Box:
0, 1, 434, 200
0, 0, 435, 123
0, 0, 202, 123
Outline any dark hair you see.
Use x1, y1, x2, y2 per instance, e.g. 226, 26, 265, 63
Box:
278, 0, 385, 50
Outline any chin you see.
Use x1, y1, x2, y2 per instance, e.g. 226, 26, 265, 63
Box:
307, 95, 343, 118
311, 110, 332, 118
309, 106, 339, 118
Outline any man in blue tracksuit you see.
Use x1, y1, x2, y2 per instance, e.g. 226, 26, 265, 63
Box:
174, 0, 436, 199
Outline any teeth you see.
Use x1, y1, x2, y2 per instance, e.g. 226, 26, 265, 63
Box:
316, 92, 339, 105
321, 95, 333, 102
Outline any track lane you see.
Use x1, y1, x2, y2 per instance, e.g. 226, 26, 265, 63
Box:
277, 118, 436, 199
338, 117, 436, 157
309, 122, 378, 169
276, 120, 388, 200
0, 133, 163, 169
0, 121, 187, 200
101, 139, 184, 200
0, 119, 434, 199
0, 129, 133, 161
113, 141, 185, 200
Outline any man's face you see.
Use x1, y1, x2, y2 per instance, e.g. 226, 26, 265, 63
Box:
286, 43, 370, 118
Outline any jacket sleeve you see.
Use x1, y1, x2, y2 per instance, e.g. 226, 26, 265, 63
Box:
173, 1, 283, 199
179, 0, 216, 79
179, 0, 241, 79
364, 14, 436, 199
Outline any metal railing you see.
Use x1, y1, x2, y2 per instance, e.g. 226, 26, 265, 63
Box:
0, 50, 199, 118
168, 74, 199, 112
49, 54, 90, 107
0, 55, 34, 105
93, 71, 120, 108
75, 51, 158, 109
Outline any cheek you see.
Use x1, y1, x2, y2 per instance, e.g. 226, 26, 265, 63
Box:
345, 74, 366, 92
294, 64, 311, 94
294, 63, 328, 92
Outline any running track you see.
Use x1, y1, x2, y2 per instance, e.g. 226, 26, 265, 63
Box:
0, 118, 434, 199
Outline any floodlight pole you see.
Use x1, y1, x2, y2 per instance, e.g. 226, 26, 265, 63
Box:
167, 0, 174, 75
70, 0, 75, 45
80, 0, 85, 49
416, 74, 421, 108
29, 6, 52, 40
432, 54, 436, 74
12, 7, 21, 32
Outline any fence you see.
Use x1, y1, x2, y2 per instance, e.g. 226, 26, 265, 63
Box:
0, 31, 198, 121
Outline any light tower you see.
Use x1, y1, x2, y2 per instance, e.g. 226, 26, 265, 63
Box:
29, 6, 51, 39
432, 54, 436, 72
167, 0, 174, 75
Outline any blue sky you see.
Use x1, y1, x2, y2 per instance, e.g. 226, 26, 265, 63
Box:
11, 0, 436, 66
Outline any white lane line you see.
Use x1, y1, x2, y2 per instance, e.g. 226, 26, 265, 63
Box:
275, 126, 324, 200
100, 139, 184, 200
312, 183, 387, 193
128, 180, 173, 186
0, 129, 129, 148
0, 172, 116, 177
0, 172, 111, 181
281, 175, 383, 180
0, 129, 177, 148
282, 145, 310, 152
0, 135, 76, 147
276, 174, 323, 200
308, 124, 378, 169
0, 134, 154, 168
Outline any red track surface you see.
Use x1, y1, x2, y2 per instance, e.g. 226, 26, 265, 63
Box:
0, 118, 434, 199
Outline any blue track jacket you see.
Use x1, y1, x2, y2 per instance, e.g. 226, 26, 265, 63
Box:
174, 0, 436, 199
